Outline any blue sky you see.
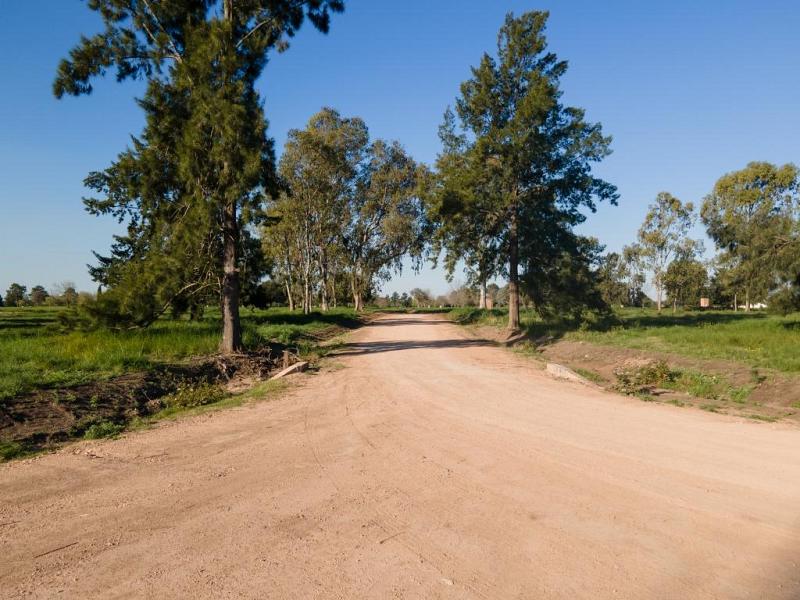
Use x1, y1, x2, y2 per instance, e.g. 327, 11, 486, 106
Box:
1, 0, 799, 296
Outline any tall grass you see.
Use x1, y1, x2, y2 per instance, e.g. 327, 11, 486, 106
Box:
448, 306, 800, 373
0, 306, 360, 400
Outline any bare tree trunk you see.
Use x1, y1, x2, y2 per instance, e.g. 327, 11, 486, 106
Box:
319, 253, 329, 312
508, 203, 520, 331
745, 286, 750, 312
351, 272, 363, 312
220, 200, 242, 354
285, 281, 294, 311
656, 279, 663, 312
479, 279, 487, 310
734, 292, 738, 312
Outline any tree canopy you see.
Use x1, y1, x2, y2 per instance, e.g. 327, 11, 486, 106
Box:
428, 11, 617, 329
56, 0, 344, 352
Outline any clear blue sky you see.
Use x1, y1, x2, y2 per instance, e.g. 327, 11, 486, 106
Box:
2, 0, 799, 296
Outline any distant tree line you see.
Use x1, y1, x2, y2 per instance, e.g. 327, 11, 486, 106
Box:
599, 161, 800, 313
50, 4, 799, 354
2, 282, 91, 308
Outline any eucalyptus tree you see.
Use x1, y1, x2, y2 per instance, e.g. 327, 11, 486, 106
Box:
664, 258, 708, 311
346, 141, 426, 311
636, 192, 698, 311
55, 0, 344, 353
275, 108, 368, 312
701, 162, 799, 311
437, 11, 617, 330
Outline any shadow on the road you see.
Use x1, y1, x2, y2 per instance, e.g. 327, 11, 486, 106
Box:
369, 318, 452, 326
333, 338, 496, 356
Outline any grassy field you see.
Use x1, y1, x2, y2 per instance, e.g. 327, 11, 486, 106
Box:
449, 307, 800, 374
0, 306, 361, 400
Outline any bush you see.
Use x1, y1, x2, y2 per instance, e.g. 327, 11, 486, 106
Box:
162, 382, 226, 409
613, 360, 674, 394
83, 421, 124, 439
0, 441, 25, 461
768, 287, 800, 316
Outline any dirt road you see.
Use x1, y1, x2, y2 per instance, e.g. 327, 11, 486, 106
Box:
2, 314, 800, 599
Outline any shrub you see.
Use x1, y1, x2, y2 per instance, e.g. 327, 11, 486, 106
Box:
162, 382, 226, 409
0, 441, 25, 461
83, 421, 124, 439
613, 360, 674, 394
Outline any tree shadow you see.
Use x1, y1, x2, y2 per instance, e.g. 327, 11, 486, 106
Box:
369, 317, 453, 326
244, 311, 363, 330
617, 311, 768, 330
333, 338, 497, 357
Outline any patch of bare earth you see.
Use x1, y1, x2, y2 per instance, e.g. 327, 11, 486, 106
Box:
539, 339, 800, 422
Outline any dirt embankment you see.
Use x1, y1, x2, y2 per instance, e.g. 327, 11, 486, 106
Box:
0, 352, 277, 453
457, 322, 800, 423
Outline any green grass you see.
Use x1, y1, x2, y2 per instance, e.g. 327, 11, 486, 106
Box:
447, 307, 800, 374
663, 371, 753, 403
0, 306, 361, 400
567, 308, 800, 373
572, 367, 606, 384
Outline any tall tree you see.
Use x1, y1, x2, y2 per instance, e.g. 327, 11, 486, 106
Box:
664, 258, 708, 311
701, 162, 799, 311
637, 192, 697, 311
4, 283, 27, 307
30, 286, 50, 306
268, 108, 368, 313
55, 0, 344, 353
428, 107, 500, 309
346, 140, 426, 311
435, 11, 617, 330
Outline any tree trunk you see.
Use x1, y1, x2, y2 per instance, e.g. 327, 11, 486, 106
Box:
479, 279, 487, 310
745, 286, 750, 312
320, 255, 329, 312
351, 272, 363, 312
734, 292, 738, 312
220, 200, 242, 354
507, 203, 520, 331
285, 281, 294, 311
656, 279, 663, 312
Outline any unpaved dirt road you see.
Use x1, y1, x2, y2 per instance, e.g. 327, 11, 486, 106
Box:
2, 314, 800, 599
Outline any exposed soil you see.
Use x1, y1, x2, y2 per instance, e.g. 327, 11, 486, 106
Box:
539, 339, 800, 422
460, 324, 800, 423
0, 351, 279, 453
2, 314, 800, 598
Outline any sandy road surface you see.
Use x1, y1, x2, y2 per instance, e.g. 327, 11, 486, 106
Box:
2, 313, 800, 599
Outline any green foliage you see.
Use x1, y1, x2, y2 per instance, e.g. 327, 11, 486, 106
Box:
613, 360, 674, 395
430, 11, 617, 328
83, 421, 124, 439
265, 109, 426, 313
768, 286, 800, 315
636, 192, 699, 310
4, 283, 28, 307
0, 441, 25, 461
0, 306, 359, 400
162, 382, 226, 409
29, 285, 49, 306
55, 1, 344, 352
568, 308, 800, 373
701, 162, 800, 309
448, 306, 800, 374
664, 258, 708, 309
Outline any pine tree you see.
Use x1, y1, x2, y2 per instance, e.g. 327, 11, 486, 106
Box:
435, 11, 617, 330
55, 0, 344, 353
